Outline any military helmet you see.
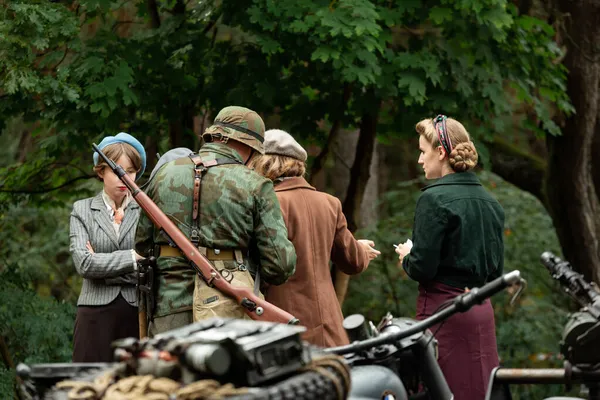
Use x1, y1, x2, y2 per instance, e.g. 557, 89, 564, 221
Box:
202, 106, 266, 154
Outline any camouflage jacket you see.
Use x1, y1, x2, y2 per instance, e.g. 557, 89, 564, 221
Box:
135, 143, 296, 318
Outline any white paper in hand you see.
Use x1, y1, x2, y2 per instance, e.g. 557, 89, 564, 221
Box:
405, 239, 413, 251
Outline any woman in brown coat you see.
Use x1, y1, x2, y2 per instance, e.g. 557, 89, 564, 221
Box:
250, 129, 380, 347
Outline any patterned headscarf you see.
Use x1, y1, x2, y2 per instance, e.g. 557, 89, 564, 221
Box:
433, 115, 453, 156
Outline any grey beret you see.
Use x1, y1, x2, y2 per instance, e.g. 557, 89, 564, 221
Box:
141, 147, 193, 189
264, 129, 307, 162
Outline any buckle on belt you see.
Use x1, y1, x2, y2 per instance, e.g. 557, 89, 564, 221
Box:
234, 249, 246, 271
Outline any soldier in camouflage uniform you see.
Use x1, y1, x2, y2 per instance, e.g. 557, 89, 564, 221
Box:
135, 106, 297, 335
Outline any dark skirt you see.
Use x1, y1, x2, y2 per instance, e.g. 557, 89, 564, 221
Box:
417, 281, 499, 400
72, 293, 139, 362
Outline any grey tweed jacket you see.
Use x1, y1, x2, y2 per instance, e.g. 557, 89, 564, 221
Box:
69, 192, 141, 306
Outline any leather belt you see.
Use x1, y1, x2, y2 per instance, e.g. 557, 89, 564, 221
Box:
159, 245, 237, 261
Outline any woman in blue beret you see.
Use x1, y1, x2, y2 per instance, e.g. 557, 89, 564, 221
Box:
69, 132, 147, 362
395, 116, 505, 400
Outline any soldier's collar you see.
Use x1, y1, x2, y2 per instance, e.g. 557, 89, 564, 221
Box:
200, 142, 245, 163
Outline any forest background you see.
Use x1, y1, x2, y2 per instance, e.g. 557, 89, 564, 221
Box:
1, 0, 600, 398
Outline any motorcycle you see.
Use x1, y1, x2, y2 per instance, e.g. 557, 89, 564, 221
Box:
485, 252, 600, 400
325, 270, 525, 400
18, 252, 600, 400
17, 270, 523, 400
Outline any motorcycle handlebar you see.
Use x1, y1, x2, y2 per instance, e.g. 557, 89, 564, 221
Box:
465, 270, 521, 308
325, 270, 521, 355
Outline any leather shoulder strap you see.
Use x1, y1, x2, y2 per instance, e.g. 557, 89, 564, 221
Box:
187, 154, 241, 245
188, 154, 204, 245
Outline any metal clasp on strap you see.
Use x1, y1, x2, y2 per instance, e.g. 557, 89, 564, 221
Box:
190, 229, 200, 246
234, 249, 247, 271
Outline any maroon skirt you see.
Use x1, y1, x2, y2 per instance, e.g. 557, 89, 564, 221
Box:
417, 281, 499, 400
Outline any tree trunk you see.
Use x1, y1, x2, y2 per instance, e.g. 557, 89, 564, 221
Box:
334, 99, 381, 304
546, 0, 600, 282
144, 135, 159, 179
17, 129, 32, 163
169, 107, 196, 149
16, 122, 39, 163
486, 136, 547, 205
147, 0, 161, 28
308, 84, 352, 185
592, 117, 600, 201
342, 102, 381, 232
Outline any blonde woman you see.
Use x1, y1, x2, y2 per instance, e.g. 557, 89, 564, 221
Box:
70, 133, 145, 362
250, 129, 380, 347
395, 115, 505, 399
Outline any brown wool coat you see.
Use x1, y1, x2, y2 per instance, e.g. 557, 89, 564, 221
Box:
265, 177, 369, 347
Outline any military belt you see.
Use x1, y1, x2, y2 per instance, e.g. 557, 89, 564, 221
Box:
159, 245, 244, 262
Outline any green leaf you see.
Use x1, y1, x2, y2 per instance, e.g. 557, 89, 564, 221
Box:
429, 7, 453, 24
397, 74, 427, 105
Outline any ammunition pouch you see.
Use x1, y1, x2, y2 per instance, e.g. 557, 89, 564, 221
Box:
157, 245, 261, 321
193, 267, 263, 322
193, 248, 262, 322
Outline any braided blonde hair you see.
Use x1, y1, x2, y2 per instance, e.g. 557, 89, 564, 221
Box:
415, 117, 478, 172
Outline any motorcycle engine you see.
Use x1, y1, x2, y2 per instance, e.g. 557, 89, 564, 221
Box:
342, 315, 437, 395
561, 310, 600, 366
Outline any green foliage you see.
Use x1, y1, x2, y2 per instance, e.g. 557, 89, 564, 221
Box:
0, 368, 17, 400
344, 171, 578, 399
0, 198, 80, 398
236, 0, 572, 145
0, 199, 84, 301
0, 284, 76, 399
0, 284, 75, 364
0, 1, 581, 397
0, 0, 572, 198
0, 128, 82, 397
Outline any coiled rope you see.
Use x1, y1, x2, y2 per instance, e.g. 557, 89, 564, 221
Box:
56, 372, 247, 400
55, 354, 349, 400
300, 354, 351, 400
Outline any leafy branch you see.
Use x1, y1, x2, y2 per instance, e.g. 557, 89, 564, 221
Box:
0, 175, 94, 194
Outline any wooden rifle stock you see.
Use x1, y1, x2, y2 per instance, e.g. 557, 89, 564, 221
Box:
93, 144, 299, 325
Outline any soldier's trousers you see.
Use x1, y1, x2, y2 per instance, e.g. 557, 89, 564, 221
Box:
148, 310, 193, 337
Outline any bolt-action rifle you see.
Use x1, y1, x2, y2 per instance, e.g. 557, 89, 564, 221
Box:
93, 144, 299, 325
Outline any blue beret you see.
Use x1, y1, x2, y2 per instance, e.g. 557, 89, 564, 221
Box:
93, 132, 146, 181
